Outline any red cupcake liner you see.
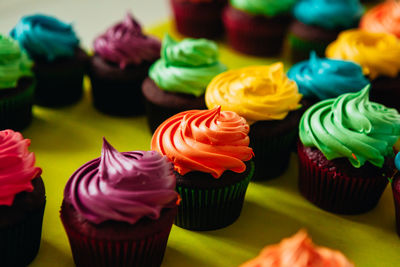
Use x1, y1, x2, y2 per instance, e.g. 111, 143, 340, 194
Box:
392, 177, 400, 237
298, 143, 389, 214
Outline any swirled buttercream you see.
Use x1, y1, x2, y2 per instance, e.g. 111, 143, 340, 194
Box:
230, 0, 296, 17
0, 130, 42, 206
206, 63, 302, 123
299, 85, 400, 168
326, 29, 400, 79
93, 13, 161, 69
64, 138, 178, 224
151, 107, 253, 178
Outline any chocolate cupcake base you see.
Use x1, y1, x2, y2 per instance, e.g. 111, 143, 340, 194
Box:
370, 75, 400, 112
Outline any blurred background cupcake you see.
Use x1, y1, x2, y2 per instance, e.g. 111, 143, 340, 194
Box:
223, 0, 296, 56
392, 152, 400, 237
142, 34, 226, 133
0, 34, 35, 130
10, 14, 88, 107
326, 29, 400, 112
89, 13, 161, 116
288, 0, 363, 62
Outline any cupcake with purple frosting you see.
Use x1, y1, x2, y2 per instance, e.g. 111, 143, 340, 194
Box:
89, 13, 161, 116
60, 138, 179, 267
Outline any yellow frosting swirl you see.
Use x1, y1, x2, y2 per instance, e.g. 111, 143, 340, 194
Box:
326, 29, 400, 80
205, 63, 302, 123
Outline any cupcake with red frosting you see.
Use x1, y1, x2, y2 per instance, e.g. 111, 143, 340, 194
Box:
151, 107, 254, 230
60, 138, 179, 267
0, 130, 45, 267
240, 230, 354, 267
89, 13, 161, 116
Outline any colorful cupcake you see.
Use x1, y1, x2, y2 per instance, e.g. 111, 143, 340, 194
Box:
360, 0, 400, 38
206, 63, 302, 180
288, 0, 363, 62
170, 0, 227, 38
89, 13, 161, 116
223, 0, 296, 56
142, 34, 227, 133
326, 29, 400, 111
0, 130, 45, 266
60, 138, 179, 267
298, 86, 400, 214
10, 14, 88, 107
151, 107, 254, 230
240, 230, 354, 267
287, 51, 369, 108
392, 152, 400, 237
0, 34, 35, 130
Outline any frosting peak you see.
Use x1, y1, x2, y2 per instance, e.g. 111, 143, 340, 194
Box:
94, 13, 161, 69
64, 138, 178, 224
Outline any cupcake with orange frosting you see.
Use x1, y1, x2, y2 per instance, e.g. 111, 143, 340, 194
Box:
151, 107, 254, 230
206, 63, 302, 180
240, 230, 354, 267
326, 29, 400, 111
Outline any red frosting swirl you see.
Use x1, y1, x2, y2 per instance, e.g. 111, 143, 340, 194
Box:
360, 1, 400, 38
0, 130, 42, 206
151, 107, 253, 178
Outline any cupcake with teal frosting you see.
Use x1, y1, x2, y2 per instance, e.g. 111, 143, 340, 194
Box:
288, 0, 363, 62
223, 0, 296, 56
10, 14, 88, 107
142, 34, 227, 133
0, 34, 35, 130
298, 86, 400, 214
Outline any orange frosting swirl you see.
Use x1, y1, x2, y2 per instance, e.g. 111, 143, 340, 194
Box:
151, 107, 253, 178
360, 1, 400, 38
240, 230, 354, 267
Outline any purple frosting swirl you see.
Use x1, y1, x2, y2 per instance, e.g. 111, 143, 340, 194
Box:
93, 13, 161, 69
64, 138, 178, 224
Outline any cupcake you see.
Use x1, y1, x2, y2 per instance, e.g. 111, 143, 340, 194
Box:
298, 86, 400, 214
288, 0, 363, 62
392, 152, 400, 237
0, 34, 35, 130
60, 138, 179, 267
170, 0, 227, 38
142, 34, 227, 133
360, 0, 400, 38
10, 14, 88, 107
287, 51, 369, 109
240, 230, 354, 267
0, 129, 45, 266
326, 29, 400, 112
206, 63, 302, 180
223, 0, 296, 56
151, 107, 254, 230
89, 13, 161, 116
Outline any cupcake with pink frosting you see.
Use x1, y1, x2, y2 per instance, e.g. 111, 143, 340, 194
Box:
88, 13, 161, 116
60, 138, 179, 267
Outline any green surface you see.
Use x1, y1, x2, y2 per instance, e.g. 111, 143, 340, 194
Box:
26, 21, 400, 267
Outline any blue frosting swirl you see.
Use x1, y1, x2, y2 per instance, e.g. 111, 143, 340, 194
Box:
395, 152, 400, 171
293, 0, 364, 29
10, 14, 80, 61
287, 52, 369, 100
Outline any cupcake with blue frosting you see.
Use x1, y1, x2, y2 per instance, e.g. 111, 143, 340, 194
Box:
10, 14, 88, 107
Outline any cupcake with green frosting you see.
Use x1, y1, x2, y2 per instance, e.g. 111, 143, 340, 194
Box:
223, 0, 296, 56
142, 34, 227, 133
0, 34, 35, 130
298, 85, 400, 214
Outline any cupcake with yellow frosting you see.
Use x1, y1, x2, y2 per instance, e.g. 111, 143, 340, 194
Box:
326, 29, 400, 111
206, 63, 302, 180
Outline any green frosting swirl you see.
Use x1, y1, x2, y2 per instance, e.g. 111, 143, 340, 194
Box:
149, 34, 227, 97
299, 85, 400, 168
230, 0, 296, 17
0, 34, 33, 89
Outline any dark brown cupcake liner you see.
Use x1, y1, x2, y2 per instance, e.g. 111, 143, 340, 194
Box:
392, 177, 400, 237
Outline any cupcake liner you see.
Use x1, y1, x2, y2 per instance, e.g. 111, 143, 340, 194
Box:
0, 204, 45, 267
175, 161, 254, 231
298, 143, 389, 214
392, 178, 400, 237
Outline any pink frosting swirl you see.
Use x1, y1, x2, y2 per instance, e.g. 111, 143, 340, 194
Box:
93, 13, 161, 69
0, 130, 42, 206
64, 138, 178, 224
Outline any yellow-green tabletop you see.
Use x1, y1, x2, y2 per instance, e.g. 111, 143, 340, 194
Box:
26, 21, 400, 267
